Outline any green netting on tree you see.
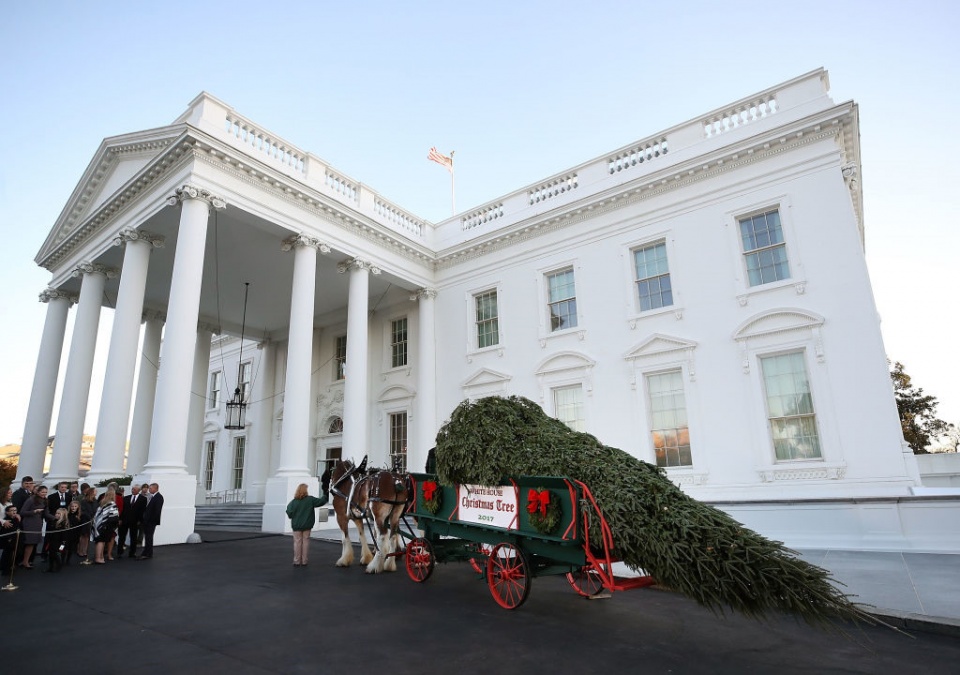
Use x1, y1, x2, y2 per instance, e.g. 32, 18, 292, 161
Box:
434, 395, 873, 626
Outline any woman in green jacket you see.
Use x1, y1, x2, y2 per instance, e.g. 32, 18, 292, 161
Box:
285, 483, 328, 566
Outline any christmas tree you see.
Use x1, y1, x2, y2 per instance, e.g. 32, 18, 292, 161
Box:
434, 395, 873, 626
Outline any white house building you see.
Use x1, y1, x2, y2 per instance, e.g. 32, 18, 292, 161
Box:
19, 69, 960, 552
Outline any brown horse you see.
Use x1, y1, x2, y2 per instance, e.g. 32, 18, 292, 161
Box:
329, 458, 409, 573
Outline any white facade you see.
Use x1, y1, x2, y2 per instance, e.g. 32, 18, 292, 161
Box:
20, 69, 960, 551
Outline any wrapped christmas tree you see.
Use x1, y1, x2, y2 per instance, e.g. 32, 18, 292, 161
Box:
434, 395, 874, 626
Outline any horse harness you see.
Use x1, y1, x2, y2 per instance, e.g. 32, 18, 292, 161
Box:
332, 461, 408, 519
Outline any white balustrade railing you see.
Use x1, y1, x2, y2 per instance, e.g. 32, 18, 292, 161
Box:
374, 198, 424, 237
702, 96, 778, 138
224, 114, 306, 173
205, 489, 246, 505
607, 139, 668, 174
529, 174, 579, 204
462, 203, 504, 231
324, 169, 359, 203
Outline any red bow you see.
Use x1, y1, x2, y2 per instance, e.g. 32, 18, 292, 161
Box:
423, 481, 438, 501
527, 489, 550, 516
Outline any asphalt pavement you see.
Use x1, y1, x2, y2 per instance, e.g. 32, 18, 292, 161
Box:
3, 531, 959, 674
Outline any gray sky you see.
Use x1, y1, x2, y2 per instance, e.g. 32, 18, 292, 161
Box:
1, 0, 957, 446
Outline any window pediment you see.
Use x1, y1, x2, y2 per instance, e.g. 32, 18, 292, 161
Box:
462, 368, 512, 388
624, 334, 697, 361
733, 309, 824, 342
377, 384, 416, 403
534, 351, 595, 377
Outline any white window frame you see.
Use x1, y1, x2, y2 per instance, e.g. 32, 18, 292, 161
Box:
203, 440, 216, 491
208, 371, 221, 410
758, 349, 822, 463
726, 196, 806, 305
232, 436, 246, 490
643, 368, 693, 468
387, 315, 409, 370
544, 265, 579, 333
624, 231, 684, 327
552, 384, 586, 432
334, 334, 347, 381
466, 283, 503, 355
239, 361, 252, 402
388, 410, 408, 473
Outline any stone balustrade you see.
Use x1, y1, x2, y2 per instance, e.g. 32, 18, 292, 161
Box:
224, 112, 307, 174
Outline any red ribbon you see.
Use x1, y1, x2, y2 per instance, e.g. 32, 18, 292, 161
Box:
423, 481, 438, 501
527, 489, 550, 516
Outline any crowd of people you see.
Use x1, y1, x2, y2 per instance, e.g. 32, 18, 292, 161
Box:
0, 476, 164, 576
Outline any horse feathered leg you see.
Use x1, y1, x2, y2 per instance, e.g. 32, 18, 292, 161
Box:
335, 509, 354, 568
356, 518, 375, 566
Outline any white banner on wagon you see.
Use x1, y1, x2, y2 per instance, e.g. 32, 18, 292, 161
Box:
458, 484, 518, 529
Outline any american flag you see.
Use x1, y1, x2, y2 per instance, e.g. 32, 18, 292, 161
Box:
427, 147, 453, 172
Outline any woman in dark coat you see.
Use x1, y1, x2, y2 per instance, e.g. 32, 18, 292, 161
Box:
77, 487, 97, 560
64, 499, 83, 566
19, 485, 50, 569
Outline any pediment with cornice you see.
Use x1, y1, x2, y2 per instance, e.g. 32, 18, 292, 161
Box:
377, 384, 416, 403
36, 128, 185, 266
534, 351, 596, 377
624, 334, 698, 361
462, 368, 512, 389
733, 309, 824, 341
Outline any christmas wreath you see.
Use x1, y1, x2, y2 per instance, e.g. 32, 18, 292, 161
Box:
421, 480, 442, 514
526, 487, 561, 535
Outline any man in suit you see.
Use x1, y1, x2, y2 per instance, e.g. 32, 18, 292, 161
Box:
118, 484, 146, 558
11, 476, 35, 511
48, 482, 70, 512
138, 483, 164, 560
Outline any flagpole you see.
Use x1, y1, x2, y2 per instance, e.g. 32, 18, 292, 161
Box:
450, 151, 456, 216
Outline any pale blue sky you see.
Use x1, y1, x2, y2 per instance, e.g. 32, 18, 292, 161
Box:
1, 0, 958, 445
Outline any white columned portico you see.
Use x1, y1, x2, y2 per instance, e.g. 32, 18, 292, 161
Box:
142, 184, 224, 545
249, 340, 276, 503
413, 288, 438, 472
47, 263, 117, 484
340, 258, 379, 463
88, 230, 163, 483
126, 313, 163, 475
188, 327, 214, 503
263, 235, 328, 532
17, 289, 77, 480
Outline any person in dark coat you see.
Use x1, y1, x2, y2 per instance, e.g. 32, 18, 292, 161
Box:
19, 486, 50, 569
118, 484, 146, 558
285, 483, 329, 566
11, 476, 35, 512
137, 483, 164, 560
77, 487, 97, 561
1, 504, 22, 575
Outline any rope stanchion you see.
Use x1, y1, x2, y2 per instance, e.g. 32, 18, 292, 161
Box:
2, 529, 21, 591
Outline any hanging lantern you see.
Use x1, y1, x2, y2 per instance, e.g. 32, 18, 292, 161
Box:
224, 282, 250, 430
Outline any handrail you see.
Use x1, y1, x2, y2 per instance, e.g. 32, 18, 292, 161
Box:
204, 489, 246, 505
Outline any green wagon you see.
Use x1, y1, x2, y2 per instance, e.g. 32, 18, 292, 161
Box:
404, 472, 656, 609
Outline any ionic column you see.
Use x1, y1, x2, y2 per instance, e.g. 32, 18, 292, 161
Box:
186, 327, 214, 496
340, 258, 379, 462
126, 312, 163, 475
88, 230, 164, 482
145, 184, 225, 474
17, 289, 77, 480
47, 263, 118, 484
414, 288, 438, 472
276, 235, 328, 476
249, 339, 276, 502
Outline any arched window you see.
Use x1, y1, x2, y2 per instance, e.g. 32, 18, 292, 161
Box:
328, 417, 344, 434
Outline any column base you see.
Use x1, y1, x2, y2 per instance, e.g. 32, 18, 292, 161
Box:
132, 472, 198, 547
263, 475, 321, 534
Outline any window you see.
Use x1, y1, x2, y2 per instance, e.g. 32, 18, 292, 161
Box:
475, 290, 499, 349
553, 385, 585, 432
389, 412, 407, 473
547, 268, 577, 331
633, 242, 673, 311
232, 436, 246, 489
328, 417, 343, 434
334, 335, 347, 380
740, 209, 790, 286
391, 317, 408, 368
203, 441, 215, 490
646, 370, 692, 468
239, 361, 252, 401
760, 352, 821, 460
208, 371, 221, 408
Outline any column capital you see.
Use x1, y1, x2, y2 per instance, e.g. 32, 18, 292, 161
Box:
281, 234, 330, 253
73, 262, 120, 279
166, 183, 227, 210
39, 287, 79, 305
337, 258, 382, 275
142, 308, 167, 322
411, 287, 438, 301
113, 227, 166, 249
197, 320, 220, 335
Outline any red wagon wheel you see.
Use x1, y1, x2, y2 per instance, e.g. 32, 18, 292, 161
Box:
566, 564, 605, 597
405, 537, 435, 583
487, 543, 531, 609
